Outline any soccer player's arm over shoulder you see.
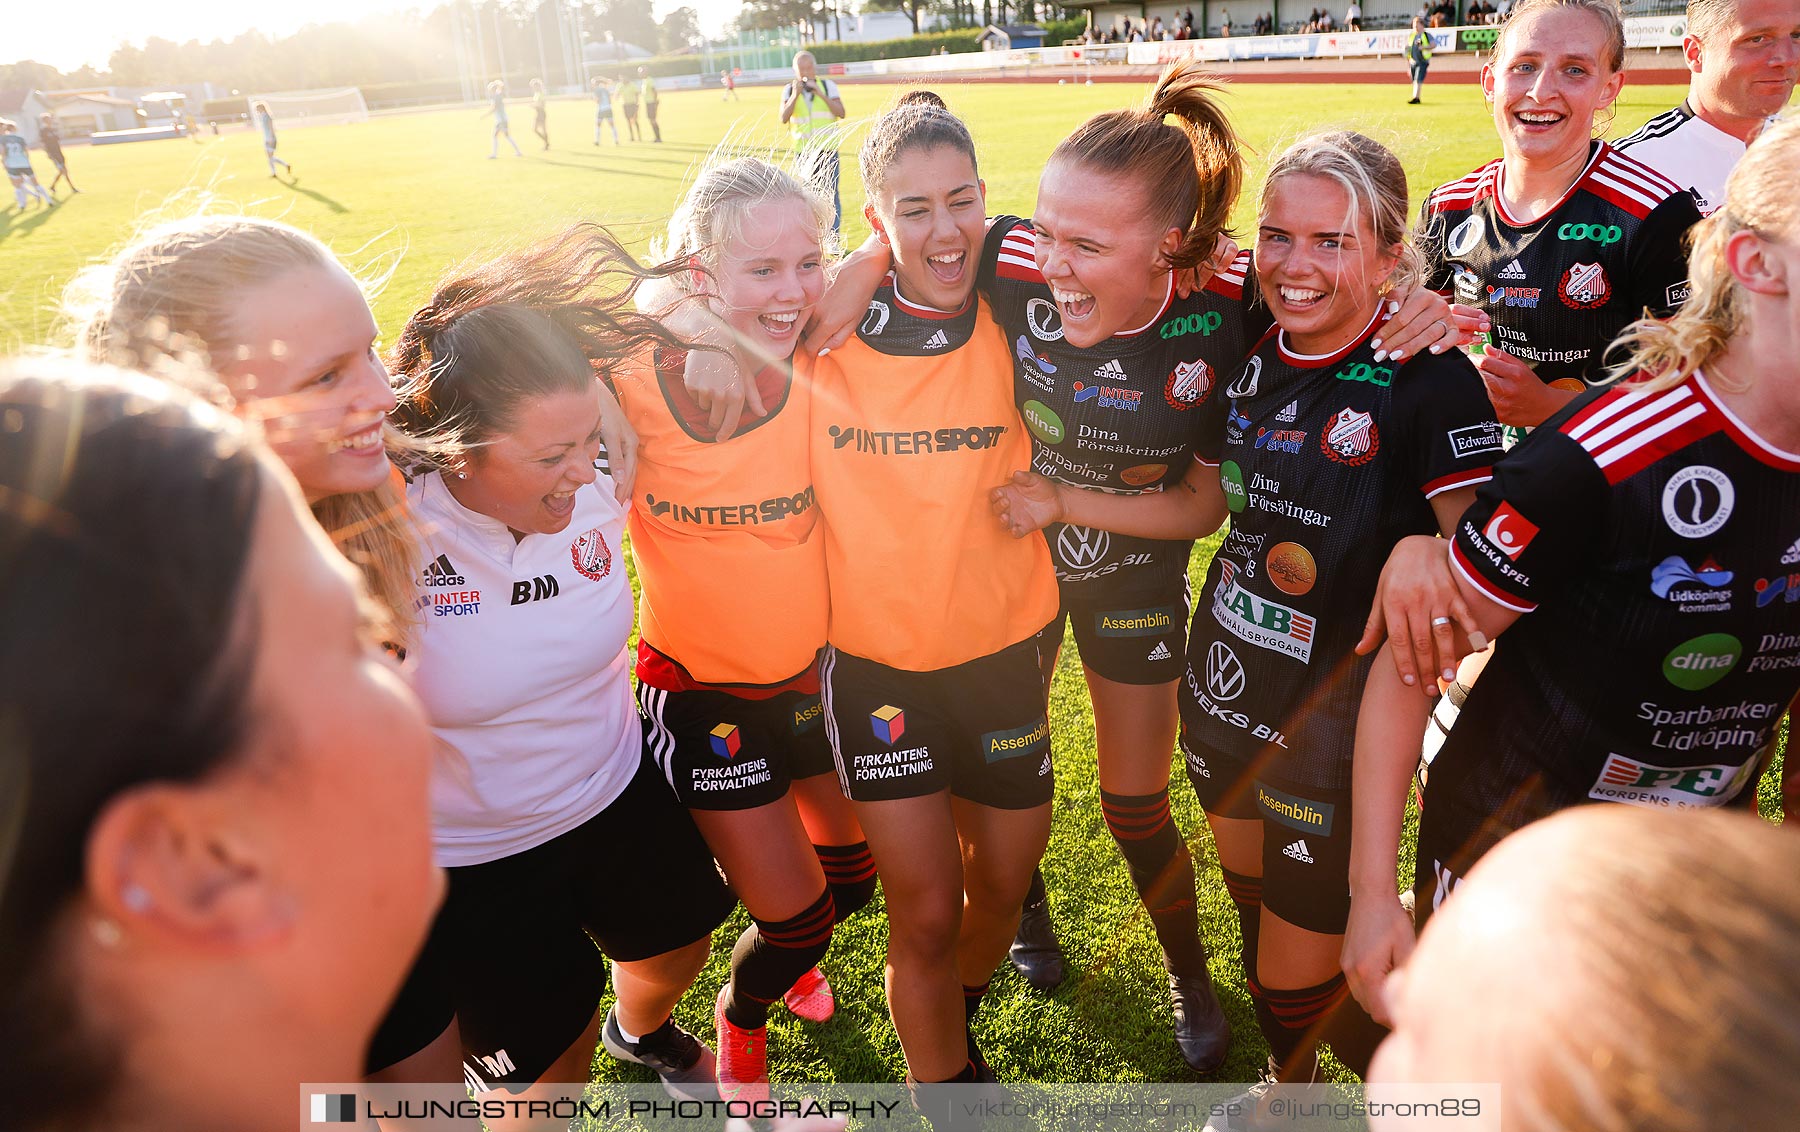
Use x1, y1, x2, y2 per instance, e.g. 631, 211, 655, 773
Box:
1444, 394, 1612, 631
1630, 191, 1704, 317
1395, 348, 1505, 532
977, 214, 1030, 294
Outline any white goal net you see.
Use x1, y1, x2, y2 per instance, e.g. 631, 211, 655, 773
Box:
246, 87, 369, 127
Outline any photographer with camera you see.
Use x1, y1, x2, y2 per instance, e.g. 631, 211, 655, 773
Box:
780, 51, 847, 233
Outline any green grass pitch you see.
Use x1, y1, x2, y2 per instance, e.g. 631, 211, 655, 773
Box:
1, 78, 1786, 1086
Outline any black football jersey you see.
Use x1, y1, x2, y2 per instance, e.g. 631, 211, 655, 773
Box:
1420, 141, 1698, 388
1182, 312, 1502, 789
979, 215, 1268, 596
1425, 373, 1800, 878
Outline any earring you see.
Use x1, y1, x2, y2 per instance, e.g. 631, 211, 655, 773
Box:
122, 884, 153, 914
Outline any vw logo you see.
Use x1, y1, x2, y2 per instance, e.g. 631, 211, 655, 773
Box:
1056, 524, 1110, 570
1205, 641, 1246, 702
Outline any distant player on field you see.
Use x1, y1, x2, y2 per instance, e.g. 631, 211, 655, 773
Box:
620, 74, 642, 142
251, 100, 294, 179
593, 77, 619, 144
639, 67, 662, 143
530, 78, 550, 150
36, 115, 77, 194
482, 79, 523, 159
1614, 0, 1800, 215
2, 119, 57, 209
1406, 16, 1433, 103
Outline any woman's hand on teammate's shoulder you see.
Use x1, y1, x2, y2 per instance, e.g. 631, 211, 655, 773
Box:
1173, 233, 1240, 299
1356, 534, 1480, 692
1475, 346, 1577, 428
802, 234, 893, 355
683, 346, 764, 441
989, 471, 1065, 538
1342, 891, 1417, 1027
1372, 288, 1488, 363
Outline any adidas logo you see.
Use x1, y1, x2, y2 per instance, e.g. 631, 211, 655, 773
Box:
1498, 259, 1527, 280
1147, 641, 1172, 661
1093, 358, 1127, 381
420, 553, 467, 587
1784, 536, 1800, 566
1281, 839, 1314, 865
1275, 400, 1298, 423
924, 329, 949, 350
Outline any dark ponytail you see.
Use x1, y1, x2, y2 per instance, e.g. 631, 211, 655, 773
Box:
1050, 62, 1244, 270
389, 223, 690, 464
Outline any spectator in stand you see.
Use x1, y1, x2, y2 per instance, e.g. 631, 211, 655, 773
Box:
1348, 1, 1363, 29
1222, 9, 1234, 34
1614, 0, 1800, 216
1150, 15, 1164, 38
1322, 9, 1337, 30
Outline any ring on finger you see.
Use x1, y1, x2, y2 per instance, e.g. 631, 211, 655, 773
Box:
1431, 616, 1452, 627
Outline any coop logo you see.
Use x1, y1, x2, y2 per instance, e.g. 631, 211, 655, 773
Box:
1661, 466, 1734, 538
1056, 524, 1111, 570
1662, 633, 1742, 691
861, 299, 891, 336
1447, 214, 1485, 257
1557, 222, 1623, 246
1026, 297, 1064, 340
1485, 284, 1542, 308
570, 528, 612, 580
1071, 381, 1144, 410
1212, 560, 1316, 663
1559, 261, 1611, 309
645, 486, 815, 526
981, 718, 1050, 763
827, 424, 1008, 454
1588, 753, 1753, 808
510, 573, 561, 606
709, 723, 743, 759
1334, 361, 1393, 387
419, 553, 467, 588
1160, 310, 1224, 339
1204, 640, 1246, 701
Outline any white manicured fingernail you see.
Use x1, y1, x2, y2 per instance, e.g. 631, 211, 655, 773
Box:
1372, 350, 1388, 362
1402, 674, 1416, 686
818, 347, 830, 357
1468, 631, 1489, 651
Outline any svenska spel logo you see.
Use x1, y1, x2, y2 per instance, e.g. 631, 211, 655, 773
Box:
870, 705, 906, 744
310, 1094, 357, 1123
